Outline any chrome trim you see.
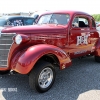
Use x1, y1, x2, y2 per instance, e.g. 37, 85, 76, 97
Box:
0, 33, 16, 68
38, 67, 53, 89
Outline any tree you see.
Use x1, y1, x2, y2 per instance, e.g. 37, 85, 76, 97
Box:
92, 14, 100, 22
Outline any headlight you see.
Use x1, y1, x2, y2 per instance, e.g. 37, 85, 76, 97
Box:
15, 34, 22, 44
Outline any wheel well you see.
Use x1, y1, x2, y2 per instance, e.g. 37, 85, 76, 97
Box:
28, 54, 60, 75
37, 54, 60, 68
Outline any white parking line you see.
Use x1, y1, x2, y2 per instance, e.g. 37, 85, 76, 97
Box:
77, 90, 100, 100
0, 90, 6, 100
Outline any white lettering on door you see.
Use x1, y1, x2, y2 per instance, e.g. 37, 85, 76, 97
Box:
77, 35, 88, 45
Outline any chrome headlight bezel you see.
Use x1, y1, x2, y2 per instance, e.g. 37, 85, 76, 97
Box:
15, 34, 22, 44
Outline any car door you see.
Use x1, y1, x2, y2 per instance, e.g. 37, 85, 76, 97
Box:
68, 15, 92, 58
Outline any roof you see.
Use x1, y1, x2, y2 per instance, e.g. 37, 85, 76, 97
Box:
0, 16, 34, 20
39, 10, 90, 16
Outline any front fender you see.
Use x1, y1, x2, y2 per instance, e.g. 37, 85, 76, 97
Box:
13, 44, 71, 74
95, 38, 100, 56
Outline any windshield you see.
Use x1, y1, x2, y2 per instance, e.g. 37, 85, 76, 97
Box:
0, 19, 6, 26
37, 14, 70, 25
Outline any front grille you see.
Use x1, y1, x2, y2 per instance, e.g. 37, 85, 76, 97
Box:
0, 33, 15, 67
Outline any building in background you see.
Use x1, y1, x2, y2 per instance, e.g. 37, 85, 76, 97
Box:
1, 12, 33, 17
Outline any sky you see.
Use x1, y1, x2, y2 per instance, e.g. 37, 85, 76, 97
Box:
0, 0, 100, 14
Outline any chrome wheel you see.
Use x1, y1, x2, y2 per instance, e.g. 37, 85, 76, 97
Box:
29, 60, 56, 93
38, 67, 53, 89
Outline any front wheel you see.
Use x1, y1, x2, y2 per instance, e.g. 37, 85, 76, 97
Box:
29, 61, 56, 93
95, 56, 100, 62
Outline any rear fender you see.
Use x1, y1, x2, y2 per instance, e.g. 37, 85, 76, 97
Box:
95, 38, 100, 56
13, 44, 71, 74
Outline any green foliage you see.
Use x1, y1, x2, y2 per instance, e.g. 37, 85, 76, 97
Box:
92, 14, 100, 22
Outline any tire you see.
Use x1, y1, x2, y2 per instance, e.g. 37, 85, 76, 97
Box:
29, 61, 56, 93
95, 56, 100, 62
0, 70, 10, 75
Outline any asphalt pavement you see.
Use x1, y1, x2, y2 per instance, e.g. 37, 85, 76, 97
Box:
0, 56, 100, 100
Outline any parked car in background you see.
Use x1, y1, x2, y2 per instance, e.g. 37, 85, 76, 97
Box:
0, 16, 35, 26
96, 22, 100, 34
96, 22, 100, 27
0, 16, 35, 31
95, 21, 100, 27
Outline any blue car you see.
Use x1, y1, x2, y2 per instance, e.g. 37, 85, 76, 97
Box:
0, 16, 35, 27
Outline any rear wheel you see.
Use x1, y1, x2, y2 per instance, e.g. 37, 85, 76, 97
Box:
95, 56, 100, 62
29, 61, 56, 93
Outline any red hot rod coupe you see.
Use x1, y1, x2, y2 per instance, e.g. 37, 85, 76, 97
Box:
0, 10, 100, 93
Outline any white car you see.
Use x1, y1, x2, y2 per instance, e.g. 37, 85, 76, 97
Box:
31, 10, 50, 24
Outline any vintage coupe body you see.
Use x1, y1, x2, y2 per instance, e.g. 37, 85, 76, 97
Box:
0, 10, 100, 93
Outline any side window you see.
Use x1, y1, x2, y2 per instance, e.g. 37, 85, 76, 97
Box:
92, 19, 96, 27
10, 19, 23, 26
79, 18, 89, 27
23, 18, 34, 25
72, 16, 89, 28
72, 17, 79, 27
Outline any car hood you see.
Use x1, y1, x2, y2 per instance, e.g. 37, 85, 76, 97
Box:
1, 24, 67, 34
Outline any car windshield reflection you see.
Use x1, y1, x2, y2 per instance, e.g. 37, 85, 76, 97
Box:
37, 14, 70, 25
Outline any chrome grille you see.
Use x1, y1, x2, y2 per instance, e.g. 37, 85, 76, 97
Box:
0, 33, 15, 67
